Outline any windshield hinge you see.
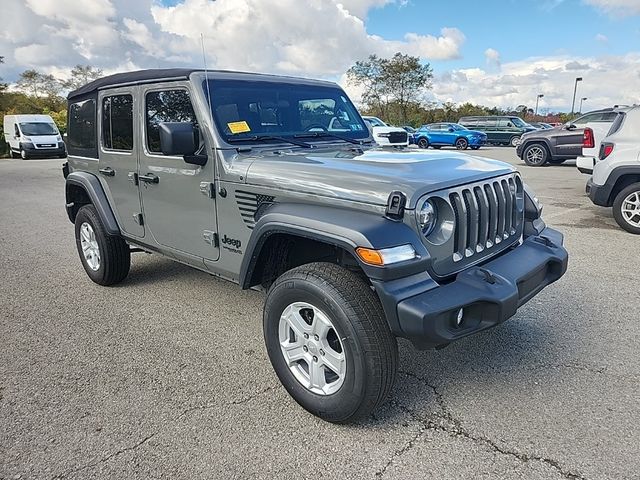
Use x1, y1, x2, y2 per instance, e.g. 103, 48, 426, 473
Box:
200, 182, 215, 199
385, 191, 406, 220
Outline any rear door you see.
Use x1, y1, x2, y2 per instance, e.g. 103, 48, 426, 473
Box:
439, 124, 457, 145
483, 118, 499, 143
97, 89, 145, 238
137, 82, 219, 262
428, 124, 444, 144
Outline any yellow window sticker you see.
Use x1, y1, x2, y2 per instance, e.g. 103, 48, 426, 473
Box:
228, 121, 251, 134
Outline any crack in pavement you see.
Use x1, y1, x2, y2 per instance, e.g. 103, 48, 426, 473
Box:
375, 371, 588, 480
52, 433, 157, 479
50, 385, 276, 479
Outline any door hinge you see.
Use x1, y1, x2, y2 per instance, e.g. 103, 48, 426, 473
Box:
203, 230, 219, 247
200, 182, 215, 198
128, 172, 139, 186
133, 213, 144, 225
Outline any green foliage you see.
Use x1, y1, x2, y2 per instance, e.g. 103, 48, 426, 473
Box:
61, 65, 103, 91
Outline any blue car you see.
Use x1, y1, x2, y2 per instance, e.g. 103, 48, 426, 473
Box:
414, 123, 487, 150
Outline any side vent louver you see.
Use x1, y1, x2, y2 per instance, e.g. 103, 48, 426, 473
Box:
235, 190, 275, 229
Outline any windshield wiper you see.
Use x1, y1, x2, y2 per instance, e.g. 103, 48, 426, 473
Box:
227, 134, 311, 148
294, 131, 371, 145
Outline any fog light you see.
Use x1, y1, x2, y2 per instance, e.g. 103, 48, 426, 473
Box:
455, 308, 464, 327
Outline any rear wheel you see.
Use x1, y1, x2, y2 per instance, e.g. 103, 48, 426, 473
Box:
264, 262, 398, 423
74, 205, 130, 285
432, 145, 441, 149
510, 136, 521, 147
523, 143, 548, 167
455, 138, 468, 150
470, 146, 480, 150
547, 159, 566, 165
417, 137, 429, 149
613, 183, 640, 234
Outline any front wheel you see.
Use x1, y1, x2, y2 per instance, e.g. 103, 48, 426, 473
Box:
20, 149, 28, 160
417, 137, 429, 149
455, 138, 468, 150
613, 183, 640, 234
264, 263, 398, 423
523, 143, 548, 167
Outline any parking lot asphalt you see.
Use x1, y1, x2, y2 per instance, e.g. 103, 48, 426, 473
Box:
1, 147, 639, 480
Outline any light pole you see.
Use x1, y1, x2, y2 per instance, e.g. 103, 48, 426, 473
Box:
534, 94, 544, 118
570, 77, 583, 115
579, 97, 587, 114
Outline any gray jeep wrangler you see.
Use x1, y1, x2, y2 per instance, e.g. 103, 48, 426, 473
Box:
63, 69, 568, 423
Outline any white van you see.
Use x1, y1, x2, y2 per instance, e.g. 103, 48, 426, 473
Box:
3, 114, 66, 159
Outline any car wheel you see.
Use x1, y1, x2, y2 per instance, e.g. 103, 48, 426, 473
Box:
547, 159, 566, 165
432, 145, 441, 149
523, 143, 548, 167
74, 204, 131, 285
417, 138, 429, 149
264, 262, 398, 423
455, 138, 468, 150
8, 149, 17, 158
613, 183, 640, 234
470, 146, 480, 150
20, 149, 28, 160
510, 136, 521, 147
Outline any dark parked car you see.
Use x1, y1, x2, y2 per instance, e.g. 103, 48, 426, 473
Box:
458, 116, 537, 147
529, 122, 553, 130
401, 125, 417, 144
516, 125, 584, 166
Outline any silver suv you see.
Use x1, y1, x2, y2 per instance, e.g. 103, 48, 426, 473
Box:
63, 69, 568, 422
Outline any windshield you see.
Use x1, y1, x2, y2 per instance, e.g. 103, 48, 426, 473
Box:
510, 117, 528, 128
365, 117, 386, 127
19, 122, 58, 136
204, 79, 369, 144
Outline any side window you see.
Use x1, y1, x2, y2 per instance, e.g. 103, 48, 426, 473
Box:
484, 118, 497, 128
497, 119, 513, 128
145, 89, 196, 154
600, 112, 618, 122
68, 99, 97, 156
102, 94, 133, 151
14, 124, 20, 136
573, 113, 597, 125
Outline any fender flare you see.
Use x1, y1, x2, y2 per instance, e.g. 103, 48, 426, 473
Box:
238, 203, 431, 288
65, 171, 120, 235
599, 165, 640, 206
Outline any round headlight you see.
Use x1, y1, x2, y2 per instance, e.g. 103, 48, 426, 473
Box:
417, 199, 437, 236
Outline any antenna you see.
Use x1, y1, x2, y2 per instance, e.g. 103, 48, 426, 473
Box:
200, 33, 213, 122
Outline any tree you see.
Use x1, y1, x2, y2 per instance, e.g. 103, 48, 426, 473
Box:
61, 65, 103, 90
347, 53, 433, 124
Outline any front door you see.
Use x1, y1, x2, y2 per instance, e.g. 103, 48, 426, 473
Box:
137, 83, 219, 262
97, 89, 144, 238
555, 128, 584, 158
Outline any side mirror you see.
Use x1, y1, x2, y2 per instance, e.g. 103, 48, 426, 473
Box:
159, 122, 207, 165
448, 128, 454, 132
566, 123, 577, 130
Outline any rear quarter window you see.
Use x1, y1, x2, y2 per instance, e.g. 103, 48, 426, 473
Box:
68, 99, 97, 158
607, 113, 626, 136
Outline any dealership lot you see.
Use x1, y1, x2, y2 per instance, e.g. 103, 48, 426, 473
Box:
1, 148, 638, 480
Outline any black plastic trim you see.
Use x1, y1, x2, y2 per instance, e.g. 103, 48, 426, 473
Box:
65, 171, 120, 235
588, 166, 640, 207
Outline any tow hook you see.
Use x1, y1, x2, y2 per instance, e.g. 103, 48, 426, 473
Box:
534, 235, 555, 248
476, 268, 497, 284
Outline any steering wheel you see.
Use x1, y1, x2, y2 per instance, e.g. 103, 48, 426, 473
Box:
304, 124, 328, 132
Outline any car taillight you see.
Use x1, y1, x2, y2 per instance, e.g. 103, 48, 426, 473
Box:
599, 142, 614, 160
583, 128, 594, 148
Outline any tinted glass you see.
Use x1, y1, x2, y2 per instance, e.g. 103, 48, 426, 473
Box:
510, 117, 527, 128
573, 113, 598, 125
601, 112, 618, 122
102, 95, 133, 150
607, 113, 626, 136
498, 119, 513, 127
68, 99, 96, 152
19, 122, 58, 135
206, 79, 368, 143
146, 90, 196, 153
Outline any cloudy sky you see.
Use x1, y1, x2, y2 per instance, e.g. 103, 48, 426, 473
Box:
1, 0, 639, 112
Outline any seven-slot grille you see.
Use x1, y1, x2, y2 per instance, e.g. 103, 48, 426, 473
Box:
449, 174, 523, 262
235, 190, 275, 229
388, 131, 408, 144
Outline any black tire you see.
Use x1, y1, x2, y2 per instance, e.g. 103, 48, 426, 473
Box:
432, 145, 441, 149
547, 159, 566, 165
510, 136, 521, 147
20, 149, 29, 160
8, 149, 17, 159
522, 143, 548, 167
612, 183, 640, 234
74, 204, 130, 285
417, 137, 429, 149
470, 146, 480, 150
264, 262, 398, 423
455, 137, 468, 150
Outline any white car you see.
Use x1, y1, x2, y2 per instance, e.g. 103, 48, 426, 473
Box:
3, 114, 66, 159
574, 108, 626, 174
362, 116, 409, 147
587, 106, 640, 234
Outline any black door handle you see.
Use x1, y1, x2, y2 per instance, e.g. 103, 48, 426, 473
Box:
99, 167, 115, 177
139, 173, 160, 184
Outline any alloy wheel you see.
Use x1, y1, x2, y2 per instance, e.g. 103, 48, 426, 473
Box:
525, 146, 545, 165
621, 191, 640, 228
80, 222, 101, 271
278, 301, 346, 395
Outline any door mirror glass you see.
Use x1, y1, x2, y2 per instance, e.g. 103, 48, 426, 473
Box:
159, 122, 198, 156
566, 123, 577, 130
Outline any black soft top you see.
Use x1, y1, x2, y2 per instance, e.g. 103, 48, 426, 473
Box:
67, 68, 336, 101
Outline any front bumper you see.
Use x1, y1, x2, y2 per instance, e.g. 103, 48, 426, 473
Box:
516, 143, 524, 158
377, 227, 568, 349
21, 142, 66, 157
469, 137, 487, 146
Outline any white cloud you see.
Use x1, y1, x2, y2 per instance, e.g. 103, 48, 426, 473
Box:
430, 53, 640, 111
1, 0, 464, 82
484, 48, 501, 66
595, 33, 609, 42
584, 0, 640, 16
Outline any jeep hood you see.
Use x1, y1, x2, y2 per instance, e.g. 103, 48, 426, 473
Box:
243, 147, 515, 208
